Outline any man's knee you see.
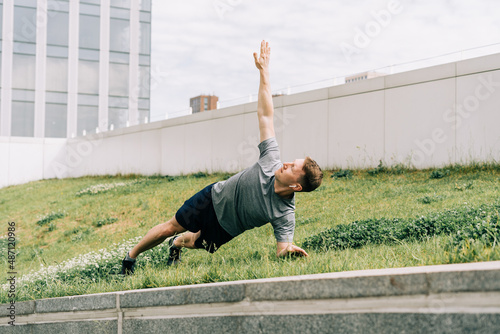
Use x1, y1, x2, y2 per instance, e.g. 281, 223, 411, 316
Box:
177, 231, 201, 249
160, 216, 186, 238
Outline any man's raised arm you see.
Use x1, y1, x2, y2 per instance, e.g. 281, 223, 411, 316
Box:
253, 40, 275, 143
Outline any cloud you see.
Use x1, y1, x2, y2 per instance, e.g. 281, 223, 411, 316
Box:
150, 0, 500, 121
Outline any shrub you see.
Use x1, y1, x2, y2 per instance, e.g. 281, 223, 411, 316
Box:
36, 212, 65, 226
368, 161, 406, 176
367, 161, 386, 176
331, 169, 353, 179
302, 203, 500, 251
448, 212, 499, 249
388, 163, 406, 175
417, 195, 444, 204
93, 217, 118, 228
429, 169, 450, 179
454, 182, 474, 191
192, 172, 209, 178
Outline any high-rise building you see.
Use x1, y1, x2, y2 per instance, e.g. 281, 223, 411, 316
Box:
0, 0, 151, 138
345, 71, 386, 84
190, 95, 218, 114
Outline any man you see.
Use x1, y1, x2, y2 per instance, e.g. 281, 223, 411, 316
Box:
121, 40, 323, 275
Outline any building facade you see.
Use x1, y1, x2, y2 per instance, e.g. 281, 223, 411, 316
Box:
190, 94, 218, 114
345, 71, 386, 84
0, 0, 151, 138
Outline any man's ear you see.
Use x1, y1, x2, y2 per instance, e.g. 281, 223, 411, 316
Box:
292, 184, 302, 192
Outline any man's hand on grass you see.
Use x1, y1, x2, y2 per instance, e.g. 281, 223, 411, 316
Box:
277, 242, 309, 257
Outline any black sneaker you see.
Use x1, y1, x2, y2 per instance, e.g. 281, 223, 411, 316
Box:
120, 255, 135, 275
167, 237, 182, 266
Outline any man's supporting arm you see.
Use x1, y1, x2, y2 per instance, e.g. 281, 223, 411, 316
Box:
253, 40, 276, 143
276, 242, 309, 257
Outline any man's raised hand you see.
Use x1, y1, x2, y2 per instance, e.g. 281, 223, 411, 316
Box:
253, 40, 270, 71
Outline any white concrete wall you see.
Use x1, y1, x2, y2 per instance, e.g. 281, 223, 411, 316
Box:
1, 53, 499, 188
0, 137, 66, 188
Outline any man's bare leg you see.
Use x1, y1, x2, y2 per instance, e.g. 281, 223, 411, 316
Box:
128, 216, 186, 259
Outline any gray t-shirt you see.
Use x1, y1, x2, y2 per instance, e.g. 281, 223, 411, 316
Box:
211, 137, 295, 243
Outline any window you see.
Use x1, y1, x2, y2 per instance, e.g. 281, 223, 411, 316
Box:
79, 14, 100, 49
16, 0, 37, 6
79, 0, 100, 5
80, 3, 100, 15
13, 6, 37, 43
110, 7, 129, 19
46, 92, 68, 104
111, 0, 130, 8
109, 63, 129, 96
12, 89, 35, 102
11, 101, 35, 137
79, 48, 99, 61
46, 57, 68, 92
139, 55, 150, 66
47, 45, 69, 58
138, 109, 149, 124
109, 51, 129, 63
110, 18, 130, 52
12, 54, 36, 90
47, 1, 70, 12
138, 98, 149, 110
77, 105, 98, 135
140, 0, 151, 12
78, 94, 98, 106
139, 11, 151, 22
138, 66, 150, 98
47, 11, 69, 46
45, 103, 67, 138
139, 22, 151, 55
13, 42, 36, 54
78, 60, 99, 94
108, 107, 128, 129
0, 4, 3, 39
108, 96, 127, 108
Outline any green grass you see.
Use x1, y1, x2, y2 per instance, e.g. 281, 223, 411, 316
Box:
0, 163, 499, 303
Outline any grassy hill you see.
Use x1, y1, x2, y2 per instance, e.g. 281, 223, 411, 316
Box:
1, 164, 499, 303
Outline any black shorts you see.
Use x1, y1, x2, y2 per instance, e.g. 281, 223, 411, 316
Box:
175, 183, 233, 253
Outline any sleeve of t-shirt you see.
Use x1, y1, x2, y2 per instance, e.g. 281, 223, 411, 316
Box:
258, 137, 280, 174
271, 212, 295, 243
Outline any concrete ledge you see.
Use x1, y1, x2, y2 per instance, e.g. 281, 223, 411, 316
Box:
123, 313, 500, 334
119, 283, 245, 308
384, 62, 456, 88
35, 294, 117, 313
457, 52, 500, 76
1, 261, 500, 333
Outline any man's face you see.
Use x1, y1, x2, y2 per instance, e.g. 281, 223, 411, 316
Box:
275, 159, 306, 187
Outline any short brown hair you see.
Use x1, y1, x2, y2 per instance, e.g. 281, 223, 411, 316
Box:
299, 156, 323, 192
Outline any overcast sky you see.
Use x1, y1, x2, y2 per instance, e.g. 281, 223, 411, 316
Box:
149, 0, 500, 121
